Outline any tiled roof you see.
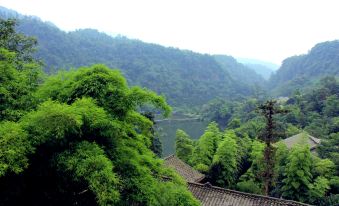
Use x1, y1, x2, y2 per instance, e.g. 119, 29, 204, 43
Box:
164, 154, 205, 182
164, 155, 310, 206
282, 133, 321, 150
188, 182, 311, 206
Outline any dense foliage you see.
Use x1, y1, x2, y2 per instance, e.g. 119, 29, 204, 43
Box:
214, 55, 267, 87
1, 5, 339, 206
177, 78, 339, 205
0, 18, 200, 206
270, 40, 339, 96
0, 7, 266, 109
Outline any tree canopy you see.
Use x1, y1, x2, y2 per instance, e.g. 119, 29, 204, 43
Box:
0, 18, 199, 206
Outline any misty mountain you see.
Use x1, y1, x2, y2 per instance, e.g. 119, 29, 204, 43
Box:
236, 58, 279, 71
0, 6, 260, 108
213, 55, 267, 86
269, 40, 339, 96
243, 64, 274, 80
236, 58, 277, 80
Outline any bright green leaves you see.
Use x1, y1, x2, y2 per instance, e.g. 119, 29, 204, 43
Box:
282, 145, 313, 202
128, 86, 172, 117
153, 181, 200, 206
308, 176, 330, 203
0, 19, 198, 205
0, 121, 32, 176
0, 19, 42, 121
37, 64, 171, 119
313, 157, 336, 179
57, 141, 120, 205
0, 48, 42, 121
20, 100, 82, 145
210, 130, 238, 187
175, 129, 194, 164
191, 122, 221, 172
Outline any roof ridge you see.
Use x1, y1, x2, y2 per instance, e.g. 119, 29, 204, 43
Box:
308, 135, 321, 144
163, 154, 175, 160
187, 182, 311, 206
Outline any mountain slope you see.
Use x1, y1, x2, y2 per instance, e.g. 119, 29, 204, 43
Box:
236, 58, 279, 71
269, 40, 339, 96
243, 64, 274, 80
236, 58, 277, 80
213, 55, 267, 86
0, 6, 255, 108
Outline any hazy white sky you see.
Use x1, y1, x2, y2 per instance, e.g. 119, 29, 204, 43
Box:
1, 0, 339, 64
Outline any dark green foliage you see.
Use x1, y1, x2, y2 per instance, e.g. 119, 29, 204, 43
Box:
143, 112, 163, 157
258, 100, 287, 195
213, 55, 267, 87
270, 40, 339, 96
236, 180, 263, 194
0, 18, 38, 64
201, 98, 237, 127
318, 133, 339, 175
0, 7, 259, 109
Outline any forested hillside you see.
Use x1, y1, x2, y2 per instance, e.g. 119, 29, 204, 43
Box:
237, 58, 278, 80
178, 77, 339, 205
1, 5, 339, 206
0, 6, 266, 108
214, 55, 266, 87
270, 40, 339, 96
245, 64, 274, 80
0, 18, 200, 206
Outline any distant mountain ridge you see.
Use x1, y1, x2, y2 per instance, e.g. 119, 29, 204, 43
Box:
214, 55, 266, 86
0, 6, 267, 108
236, 58, 277, 80
269, 40, 339, 96
236, 58, 280, 71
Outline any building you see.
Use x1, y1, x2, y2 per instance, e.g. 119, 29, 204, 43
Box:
282, 132, 321, 153
164, 155, 310, 206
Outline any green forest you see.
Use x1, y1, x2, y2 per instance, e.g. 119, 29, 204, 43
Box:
0, 5, 339, 206
0, 18, 199, 205
176, 77, 339, 205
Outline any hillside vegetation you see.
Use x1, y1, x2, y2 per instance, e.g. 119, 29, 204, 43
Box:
270, 40, 339, 96
0, 6, 269, 109
0, 18, 200, 206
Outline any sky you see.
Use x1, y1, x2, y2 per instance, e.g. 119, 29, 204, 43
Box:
1, 0, 339, 65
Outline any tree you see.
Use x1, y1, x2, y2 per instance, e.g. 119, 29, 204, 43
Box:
317, 132, 339, 174
0, 18, 42, 121
0, 18, 39, 65
257, 100, 287, 195
237, 140, 265, 194
191, 122, 222, 172
0, 65, 199, 206
324, 95, 339, 117
143, 112, 162, 157
175, 129, 194, 164
281, 145, 313, 202
209, 130, 238, 188
271, 142, 289, 197
308, 177, 330, 204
